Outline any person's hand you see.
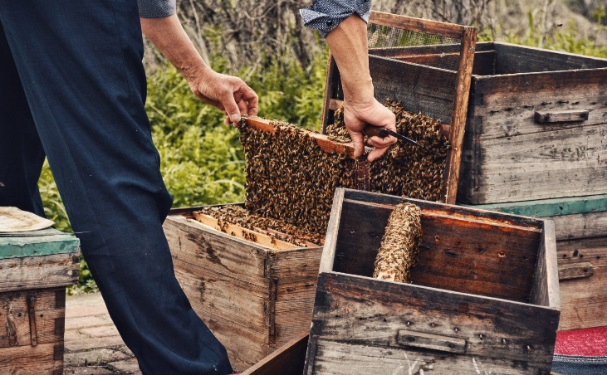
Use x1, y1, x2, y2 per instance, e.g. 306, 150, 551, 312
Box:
344, 98, 397, 161
187, 67, 259, 125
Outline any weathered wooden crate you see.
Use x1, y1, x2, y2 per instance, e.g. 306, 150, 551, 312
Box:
304, 188, 560, 374
0, 229, 80, 374
471, 194, 607, 331
164, 206, 322, 372
370, 42, 607, 204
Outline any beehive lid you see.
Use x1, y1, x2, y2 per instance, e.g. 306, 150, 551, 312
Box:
0, 228, 80, 260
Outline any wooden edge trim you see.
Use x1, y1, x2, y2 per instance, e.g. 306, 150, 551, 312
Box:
244, 117, 356, 159
542, 219, 561, 309
369, 11, 473, 40
242, 331, 309, 375
444, 27, 477, 204
319, 188, 346, 273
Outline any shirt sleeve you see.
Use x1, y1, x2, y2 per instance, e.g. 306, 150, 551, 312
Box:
300, 0, 371, 37
138, 0, 176, 18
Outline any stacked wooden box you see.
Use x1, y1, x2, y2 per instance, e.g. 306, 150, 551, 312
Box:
304, 189, 560, 374
369, 42, 607, 331
0, 229, 80, 374
164, 207, 322, 372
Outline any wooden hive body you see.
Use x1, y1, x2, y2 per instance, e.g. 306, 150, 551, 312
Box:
471, 194, 607, 331
372, 42, 607, 204
0, 229, 80, 375
164, 206, 322, 372
304, 189, 560, 374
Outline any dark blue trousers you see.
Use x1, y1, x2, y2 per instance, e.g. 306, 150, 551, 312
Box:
0, 2, 232, 374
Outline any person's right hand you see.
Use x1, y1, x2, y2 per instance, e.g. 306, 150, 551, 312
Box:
187, 67, 259, 125
343, 97, 397, 162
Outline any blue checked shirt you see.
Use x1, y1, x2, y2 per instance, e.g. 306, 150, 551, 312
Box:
300, 0, 371, 37
138, 0, 371, 38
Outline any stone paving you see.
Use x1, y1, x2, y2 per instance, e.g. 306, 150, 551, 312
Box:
64, 292, 141, 374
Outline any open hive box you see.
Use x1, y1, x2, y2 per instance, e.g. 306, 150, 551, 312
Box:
304, 188, 560, 374
322, 11, 477, 204
0, 228, 80, 374
369, 42, 607, 204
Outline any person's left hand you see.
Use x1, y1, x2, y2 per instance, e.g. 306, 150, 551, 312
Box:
187, 67, 259, 125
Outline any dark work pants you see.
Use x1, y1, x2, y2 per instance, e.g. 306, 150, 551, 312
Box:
0, 2, 232, 374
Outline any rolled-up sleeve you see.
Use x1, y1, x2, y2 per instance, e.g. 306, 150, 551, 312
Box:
300, 0, 371, 37
138, 0, 176, 18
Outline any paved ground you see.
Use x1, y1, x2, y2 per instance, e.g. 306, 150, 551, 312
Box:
64, 292, 141, 374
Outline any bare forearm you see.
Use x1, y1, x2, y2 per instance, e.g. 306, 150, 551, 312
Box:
325, 15, 374, 103
140, 15, 210, 84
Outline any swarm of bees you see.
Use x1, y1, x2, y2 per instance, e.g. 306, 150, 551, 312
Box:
196, 205, 325, 246
238, 120, 357, 235
373, 202, 422, 283
327, 99, 450, 202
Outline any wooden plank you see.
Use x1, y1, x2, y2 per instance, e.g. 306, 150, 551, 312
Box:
308, 273, 559, 371
558, 261, 594, 280
369, 11, 472, 40
0, 229, 79, 260
529, 220, 560, 309
493, 42, 607, 73
444, 27, 476, 204
0, 253, 79, 293
552, 211, 607, 241
243, 331, 308, 375
0, 342, 63, 375
192, 212, 300, 250
319, 188, 345, 274
307, 338, 550, 375
557, 244, 607, 331
244, 117, 355, 159
0, 288, 65, 349
534, 109, 590, 124
462, 124, 607, 204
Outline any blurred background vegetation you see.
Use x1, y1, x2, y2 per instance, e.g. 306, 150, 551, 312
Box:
36, 0, 606, 293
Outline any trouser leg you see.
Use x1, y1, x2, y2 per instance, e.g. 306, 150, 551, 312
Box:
0, 22, 45, 216
0, 2, 232, 374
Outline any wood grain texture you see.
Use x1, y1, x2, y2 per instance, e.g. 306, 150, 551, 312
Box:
557, 244, 607, 331
369, 11, 471, 40
0, 253, 79, 293
243, 331, 308, 375
457, 44, 607, 204
306, 273, 559, 374
164, 209, 322, 372
0, 342, 63, 375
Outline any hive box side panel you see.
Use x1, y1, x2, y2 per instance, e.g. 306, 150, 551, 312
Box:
309, 338, 549, 375
0, 342, 64, 375
306, 273, 559, 374
0, 253, 80, 293
459, 67, 607, 204
332, 198, 543, 302
270, 248, 322, 349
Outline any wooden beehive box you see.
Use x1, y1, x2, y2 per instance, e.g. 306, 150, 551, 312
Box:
304, 188, 560, 374
0, 229, 80, 375
370, 42, 607, 204
470, 194, 607, 331
322, 11, 477, 204
164, 206, 322, 372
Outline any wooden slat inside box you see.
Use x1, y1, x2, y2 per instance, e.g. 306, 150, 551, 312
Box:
164, 206, 322, 372
374, 42, 607, 204
0, 229, 80, 375
471, 194, 607, 331
305, 188, 560, 374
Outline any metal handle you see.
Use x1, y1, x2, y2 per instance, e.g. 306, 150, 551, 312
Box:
396, 329, 467, 354
534, 110, 589, 124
